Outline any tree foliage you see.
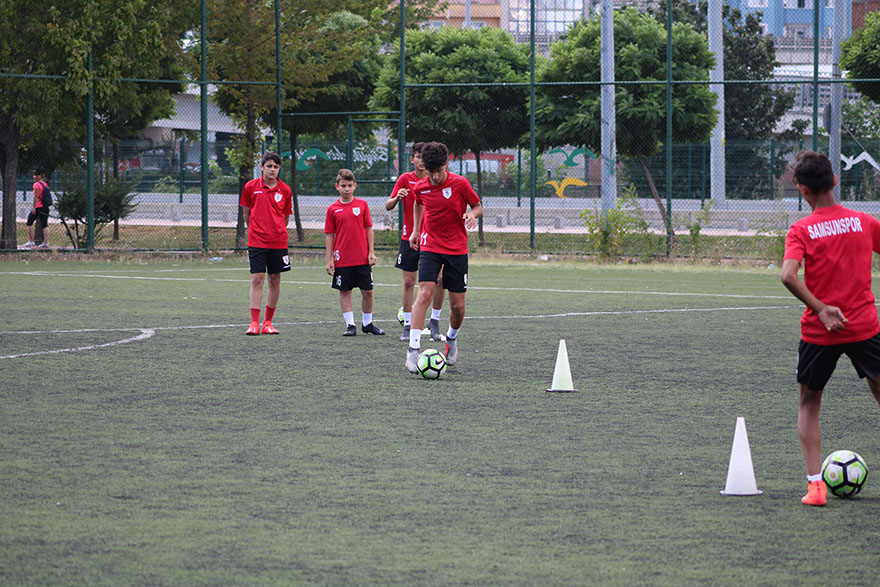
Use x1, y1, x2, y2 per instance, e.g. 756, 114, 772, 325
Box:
371, 26, 530, 242
536, 8, 717, 231
841, 11, 880, 105
0, 0, 191, 249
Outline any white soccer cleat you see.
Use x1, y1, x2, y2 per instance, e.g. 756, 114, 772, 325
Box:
405, 347, 420, 373
444, 337, 458, 366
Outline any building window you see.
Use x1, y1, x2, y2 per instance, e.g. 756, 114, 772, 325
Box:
507, 0, 585, 36
464, 21, 486, 30
423, 20, 446, 31
784, 0, 809, 7
750, 0, 768, 7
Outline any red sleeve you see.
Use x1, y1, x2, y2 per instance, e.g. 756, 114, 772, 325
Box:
783, 224, 805, 262
389, 175, 407, 198
461, 178, 480, 206
239, 181, 253, 208
323, 205, 336, 234
283, 183, 293, 215
868, 214, 880, 254
363, 201, 373, 228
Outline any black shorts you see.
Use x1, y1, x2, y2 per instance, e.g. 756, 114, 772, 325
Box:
796, 334, 880, 390
418, 251, 468, 293
332, 264, 373, 291
26, 208, 50, 228
395, 239, 420, 272
248, 247, 291, 274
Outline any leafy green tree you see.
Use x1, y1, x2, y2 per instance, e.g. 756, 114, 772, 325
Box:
0, 0, 191, 249
201, 1, 385, 247
371, 26, 530, 243
841, 12, 880, 104
264, 11, 383, 242
649, 0, 796, 198
55, 162, 139, 248
536, 8, 717, 237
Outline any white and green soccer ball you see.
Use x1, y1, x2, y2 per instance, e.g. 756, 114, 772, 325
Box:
397, 306, 405, 325
417, 348, 447, 380
822, 449, 868, 498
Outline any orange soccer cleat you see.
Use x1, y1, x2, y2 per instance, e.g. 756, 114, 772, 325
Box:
801, 480, 827, 506
246, 321, 260, 336
261, 321, 280, 335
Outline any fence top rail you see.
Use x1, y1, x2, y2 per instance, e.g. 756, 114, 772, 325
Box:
283, 111, 400, 117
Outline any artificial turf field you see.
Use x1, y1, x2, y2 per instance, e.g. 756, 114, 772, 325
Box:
2, 255, 880, 585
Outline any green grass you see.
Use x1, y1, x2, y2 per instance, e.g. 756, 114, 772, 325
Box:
2, 256, 879, 585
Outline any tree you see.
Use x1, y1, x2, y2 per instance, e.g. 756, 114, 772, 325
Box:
201, 1, 385, 247
649, 0, 796, 199
264, 11, 384, 242
0, 0, 191, 249
535, 8, 717, 236
371, 26, 530, 243
841, 12, 880, 105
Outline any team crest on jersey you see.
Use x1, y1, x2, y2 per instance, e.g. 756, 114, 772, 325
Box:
274, 193, 282, 203
442, 188, 452, 199
353, 207, 361, 216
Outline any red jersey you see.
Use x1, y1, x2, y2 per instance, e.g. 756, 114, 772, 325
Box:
390, 171, 426, 241
324, 197, 373, 267
33, 181, 48, 208
239, 176, 292, 249
784, 204, 880, 344
413, 172, 481, 255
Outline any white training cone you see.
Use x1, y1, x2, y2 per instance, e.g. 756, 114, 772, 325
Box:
546, 339, 577, 393
720, 416, 762, 496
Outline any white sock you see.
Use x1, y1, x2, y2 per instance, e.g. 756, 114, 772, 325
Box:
343, 311, 354, 326
403, 312, 412, 326
431, 308, 442, 321
447, 326, 460, 340
807, 473, 822, 483
409, 328, 422, 349
362, 312, 373, 326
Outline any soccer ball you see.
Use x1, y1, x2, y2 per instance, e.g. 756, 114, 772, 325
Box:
417, 348, 447, 380
821, 450, 868, 498
397, 306, 405, 325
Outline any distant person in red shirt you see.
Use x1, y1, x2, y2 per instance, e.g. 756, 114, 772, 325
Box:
325, 168, 385, 337
781, 150, 880, 506
405, 142, 483, 373
240, 152, 292, 335
23, 170, 51, 249
385, 141, 447, 342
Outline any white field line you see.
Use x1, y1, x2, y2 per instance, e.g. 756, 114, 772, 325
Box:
0, 328, 155, 359
5, 270, 790, 300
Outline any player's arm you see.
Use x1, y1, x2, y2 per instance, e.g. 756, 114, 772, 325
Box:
366, 226, 377, 266
32, 185, 39, 210
325, 233, 335, 275
780, 258, 847, 332
242, 206, 251, 227
385, 177, 407, 211
409, 200, 424, 250
463, 202, 483, 230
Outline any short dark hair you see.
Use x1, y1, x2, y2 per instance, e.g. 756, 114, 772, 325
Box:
791, 151, 834, 195
336, 168, 355, 183
421, 142, 448, 172
34, 169, 45, 177
261, 151, 282, 166
411, 142, 425, 156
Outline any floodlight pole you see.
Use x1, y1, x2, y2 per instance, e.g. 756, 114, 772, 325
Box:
600, 0, 616, 215
811, 0, 820, 152
708, 0, 725, 207
529, 0, 537, 252
829, 0, 850, 202
665, 0, 674, 255
200, 0, 209, 250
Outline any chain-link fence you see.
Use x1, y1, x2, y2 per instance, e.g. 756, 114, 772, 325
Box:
2, 1, 878, 259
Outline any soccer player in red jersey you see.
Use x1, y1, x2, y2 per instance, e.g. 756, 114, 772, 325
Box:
325, 169, 385, 337
385, 142, 447, 342
781, 151, 880, 506
405, 142, 483, 373
240, 152, 292, 335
